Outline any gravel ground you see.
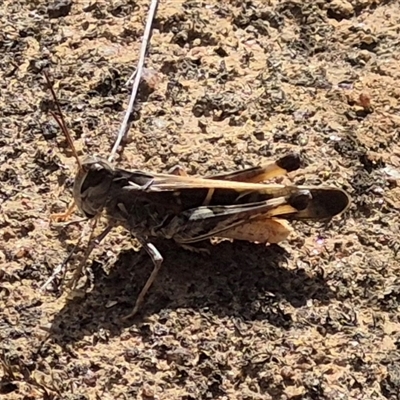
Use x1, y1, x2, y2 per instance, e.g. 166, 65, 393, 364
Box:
1, 0, 400, 399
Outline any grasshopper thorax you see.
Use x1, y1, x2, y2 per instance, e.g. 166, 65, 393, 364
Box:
73, 156, 115, 218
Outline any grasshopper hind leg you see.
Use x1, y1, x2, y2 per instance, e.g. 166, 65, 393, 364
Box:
123, 239, 164, 319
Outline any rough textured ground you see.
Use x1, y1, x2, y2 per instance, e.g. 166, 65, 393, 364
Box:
1, 0, 400, 399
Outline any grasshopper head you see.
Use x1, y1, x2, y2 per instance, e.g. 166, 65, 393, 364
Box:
73, 156, 115, 218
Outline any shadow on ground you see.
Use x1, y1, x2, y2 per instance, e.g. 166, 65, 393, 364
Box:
48, 239, 334, 345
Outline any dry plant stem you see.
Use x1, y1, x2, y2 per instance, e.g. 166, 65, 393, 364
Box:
125, 69, 137, 87
108, 0, 160, 162
123, 239, 164, 319
66, 218, 113, 289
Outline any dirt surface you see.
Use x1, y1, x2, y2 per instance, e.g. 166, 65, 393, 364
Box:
2, 0, 400, 398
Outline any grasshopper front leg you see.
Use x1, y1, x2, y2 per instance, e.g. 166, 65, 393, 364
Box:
66, 223, 114, 289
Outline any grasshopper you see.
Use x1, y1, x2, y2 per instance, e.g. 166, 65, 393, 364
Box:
44, 72, 351, 319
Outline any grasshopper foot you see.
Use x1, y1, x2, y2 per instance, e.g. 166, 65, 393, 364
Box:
50, 202, 76, 222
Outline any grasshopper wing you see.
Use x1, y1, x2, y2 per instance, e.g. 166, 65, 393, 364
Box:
160, 190, 312, 244
218, 218, 293, 244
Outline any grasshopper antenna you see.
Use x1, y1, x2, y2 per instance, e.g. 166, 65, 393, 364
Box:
43, 70, 81, 222
43, 70, 82, 170
42, 70, 107, 289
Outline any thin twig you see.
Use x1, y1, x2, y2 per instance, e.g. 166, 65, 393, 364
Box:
125, 69, 137, 87
109, 0, 160, 162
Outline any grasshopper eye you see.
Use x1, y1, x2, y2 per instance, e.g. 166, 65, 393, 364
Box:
289, 190, 312, 211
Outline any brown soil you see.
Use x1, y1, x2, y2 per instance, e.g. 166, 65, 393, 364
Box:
2, 0, 400, 399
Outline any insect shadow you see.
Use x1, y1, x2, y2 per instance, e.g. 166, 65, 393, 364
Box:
49, 239, 334, 345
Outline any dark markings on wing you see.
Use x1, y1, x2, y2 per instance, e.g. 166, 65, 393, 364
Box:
207, 153, 301, 182
281, 186, 351, 220
164, 192, 309, 243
